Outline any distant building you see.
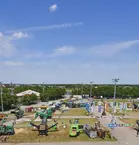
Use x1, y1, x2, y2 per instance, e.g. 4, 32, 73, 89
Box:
72, 95, 82, 99
16, 90, 40, 97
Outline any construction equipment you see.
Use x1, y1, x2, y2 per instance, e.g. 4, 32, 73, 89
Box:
69, 118, 84, 137
84, 124, 97, 138
30, 107, 59, 136
35, 108, 52, 121
0, 113, 8, 124
94, 122, 106, 139
30, 122, 58, 136
11, 107, 24, 119
0, 113, 15, 136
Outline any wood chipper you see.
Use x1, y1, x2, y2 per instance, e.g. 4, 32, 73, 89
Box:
11, 107, 24, 119
0, 113, 15, 142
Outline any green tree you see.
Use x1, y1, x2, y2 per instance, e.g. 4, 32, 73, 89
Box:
0, 94, 17, 111
21, 94, 38, 105
40, 88, 66, 101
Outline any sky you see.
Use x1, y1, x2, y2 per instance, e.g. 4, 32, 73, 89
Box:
0, 0, 139, 84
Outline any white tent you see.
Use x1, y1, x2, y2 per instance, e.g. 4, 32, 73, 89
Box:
16, 90, 40, 97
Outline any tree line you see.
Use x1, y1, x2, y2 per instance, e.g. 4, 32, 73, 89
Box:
1, 84, 139, 111
72, 85, 139, 99
0, 85, 66, 111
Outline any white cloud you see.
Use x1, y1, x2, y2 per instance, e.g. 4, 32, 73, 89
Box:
0, 35, 16, 57
5, 22, 83, 33
25, 52, 44, 58
24, 46, 76, 59
49, 4, 58, 12
52, 46, 76, 56
12, 32, 28, 39
91, 40, 139, 57
4, 61, 24, 66
0, 32, 3, 37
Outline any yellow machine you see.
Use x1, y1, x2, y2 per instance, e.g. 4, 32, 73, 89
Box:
39, 106, 48, 109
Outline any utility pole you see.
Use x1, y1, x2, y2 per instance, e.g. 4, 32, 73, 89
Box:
90, 81, 93, 99
89, 81, 93, 113
81, 83, 83, 97
76, 83, 79, 95
112, 78, 119, 117
0, 82, 4, 112
42, 82, 45, 94
111, 78, 119, 138
10, 81, 14, 95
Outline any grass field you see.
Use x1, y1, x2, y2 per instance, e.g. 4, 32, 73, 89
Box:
107, 108, 139, 117
8, 118, 116, 143
58, 108, 88, 116
125, 111, 139, 116
119, 118, 139, 125
95, 99, 129, 102
108, 108, 126, 116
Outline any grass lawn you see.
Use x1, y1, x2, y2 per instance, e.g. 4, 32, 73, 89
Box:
56, 108, 88, 116
119, 118, 139, 125
106, 99, 129, 103
108, 109, 126, 116
125, 111, 139, 116
108, 108, 139, 117
8, 118, 116, 143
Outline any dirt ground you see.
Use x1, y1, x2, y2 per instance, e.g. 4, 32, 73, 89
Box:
8, 118, 114, 143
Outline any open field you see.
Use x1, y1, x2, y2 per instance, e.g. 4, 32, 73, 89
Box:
104, 99, 130, 102
125, 110, 139, 116
8, 118, 116, 143
107, 108, 139, 117
95, 99, 130, 102
54, 108, 88, 116
108, 109, 126, 116
119, 118, 139, 125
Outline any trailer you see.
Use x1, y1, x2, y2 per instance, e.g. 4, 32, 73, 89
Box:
84, 124, 97, 138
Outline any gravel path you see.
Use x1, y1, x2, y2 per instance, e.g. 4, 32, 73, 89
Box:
94, 107, 139, 145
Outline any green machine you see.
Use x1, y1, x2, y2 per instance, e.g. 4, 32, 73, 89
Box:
35, 108, 52, 121
30, 108, 58, 136
69, 118, 84, 137
0, 113, 15, 135
11, 107, 24, 119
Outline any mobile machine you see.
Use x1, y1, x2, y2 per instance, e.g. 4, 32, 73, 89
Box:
34, 108, 52, 125
0, 113, 15, 136
69, 118, 83, 137
11, 107, 24, 119
30, 108, 58, 136
30, 122, 58, 136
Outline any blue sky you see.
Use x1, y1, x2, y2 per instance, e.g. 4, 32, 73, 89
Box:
0, 0, 139, 84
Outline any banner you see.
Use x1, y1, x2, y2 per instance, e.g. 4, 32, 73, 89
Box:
98, 105, 102, 113
105, 102, 109, 111
91, 105, 94, 113
119, 103, 123, 112
116, 102, 119, 109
